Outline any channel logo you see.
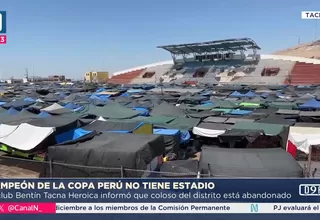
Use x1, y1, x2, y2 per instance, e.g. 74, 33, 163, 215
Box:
0, 11, 6, 33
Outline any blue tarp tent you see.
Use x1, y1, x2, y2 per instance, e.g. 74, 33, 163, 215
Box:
153, 128, 180, 136
55, 128, 92, 144
180, 130, 191, 144
38, 111, 51, 118
245, 91, 256, 97
59, 92, 67, 98
127, 89, 144, 93
24, 97, 36, 102
64, 103, 81, 110
95, 88, 106, 93
133, 107, 149, 116
201, 101, 213, 105
299, 98, 320, 110
230, 91, 244, 98
201, 102, 214, 106
230, 109, 252, 115
200, 91, 212, 96
276, 91, 285, 97
90, 94, 110, 101
153, 129, 190, 144
120, 93, 130, 97
73, 106, 85, 112
141, 85, 155, 90
6, 107, 19, 115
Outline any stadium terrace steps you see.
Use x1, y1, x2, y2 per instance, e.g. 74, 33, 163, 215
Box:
171, 58, 295, 84
232, 76, 287, 85
288, 62, 320, 85
130, 64, 173, 84
231, 59, 295, 84
246, 59, 295, 77
108, 69, 146, 84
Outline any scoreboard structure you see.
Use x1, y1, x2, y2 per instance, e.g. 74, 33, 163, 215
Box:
0, 11, 6, 44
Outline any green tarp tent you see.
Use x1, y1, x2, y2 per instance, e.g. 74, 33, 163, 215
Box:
239, 102, 263, 109
211, 108, 233, 114
187, 104, 215, 111
166, 117, 200, 130
232, 121, 284, 136
88, 103, 140, 119
268, 102, 297, 110
213, 100, 238, 109
128, 116, 175, 126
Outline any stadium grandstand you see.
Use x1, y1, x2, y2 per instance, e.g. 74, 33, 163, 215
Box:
108, 38, 320, 85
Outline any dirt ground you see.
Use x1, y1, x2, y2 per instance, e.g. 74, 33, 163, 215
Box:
0, 152, 43, 178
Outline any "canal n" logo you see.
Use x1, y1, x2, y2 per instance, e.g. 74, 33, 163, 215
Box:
250, 204, 259, 213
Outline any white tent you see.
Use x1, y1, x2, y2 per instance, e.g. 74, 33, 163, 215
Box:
97, 116, 107, 121
41, 103, 64, 112
0, 124, 18, 140
0, 123, 55, 151
193, 126, 226, 138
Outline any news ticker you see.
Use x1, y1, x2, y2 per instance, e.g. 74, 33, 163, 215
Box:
0, 203, 320, 214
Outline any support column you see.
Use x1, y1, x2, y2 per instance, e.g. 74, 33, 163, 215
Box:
253, 48, 257, 60
171, 53, 177, 64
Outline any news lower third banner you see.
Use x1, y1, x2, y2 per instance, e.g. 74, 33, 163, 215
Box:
0, 179, 319, 214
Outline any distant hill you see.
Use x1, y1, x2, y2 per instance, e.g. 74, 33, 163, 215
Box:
274, 40, 320, 59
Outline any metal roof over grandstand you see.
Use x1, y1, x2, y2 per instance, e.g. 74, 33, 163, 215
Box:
157, 38, 261, 55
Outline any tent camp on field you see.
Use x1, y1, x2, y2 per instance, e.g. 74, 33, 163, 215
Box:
1, 83, 320, 178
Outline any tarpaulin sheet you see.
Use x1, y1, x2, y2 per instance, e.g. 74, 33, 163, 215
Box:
0, 123, 55, 152
218, 129, 263, 148
203, 116, 228, 123
299, 98, 320, 110
230, 109, 252, 115
28, 116, 83, 134
269, 102, 297, 110
192, 126, 226, 138
165, 117, 200, 130
200, 147, 303, 177
257, 115, 295, 126
153, 129, 180, 154
151, 102, 186, 117
2, 100, 35, 109
232, 121, 284, 136
45, 132, 165, 177
55, 128, 92, 144
82, 120, 143, 133
88, 103, 140, 119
